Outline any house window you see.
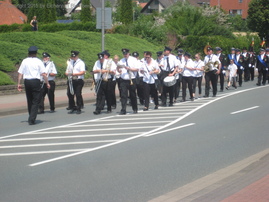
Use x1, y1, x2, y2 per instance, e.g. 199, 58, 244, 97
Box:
154, 0, 159, 5
229, 9, 242, 16
239, 0, 243, 3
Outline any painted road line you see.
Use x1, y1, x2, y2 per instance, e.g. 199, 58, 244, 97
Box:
144, 123, 196, 137
0, 149, 90, 156
0, 132, 140, 142
0, 140, 121, 149
230, 106, 259, 115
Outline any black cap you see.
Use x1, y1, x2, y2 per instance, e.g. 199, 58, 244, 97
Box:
266, 48, 269, 52
215, 47, 222, 51
235, 48, 241, 52
207, 47, 213, 51
177, 49, 184, 54
28, 46, 38, 53
132, 52, 139, 57
164, 46, 172, 52
71, 51, 79, 57
260, 48, 265, 52
231, 47, 236, 51
184, 52, 191, 57
248, 46, 254, 52
102, 50, 110, 57
156, 51, 163, 56
242, 47, 247, 50
97, 53, 104, 59
122, 48, 129, 55
42, 52, 51, 58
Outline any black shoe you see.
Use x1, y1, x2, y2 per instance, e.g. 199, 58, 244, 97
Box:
28, 121, 35, 125
180, 99, 186, 102
226, 86, 229, 90
133, 110, 138, 114
154, 105, 158, 110
93, 111, 101, 115
190, 98, 194, 101
119, 110, 126, 115
143, 108, 148, 111
112, 105, 116, 109
212, 95, 216, 97
219, 89, 223, 92
203, 95, 209, 98
169, 103, 173, 106
107, 110, 112, 114
37, 111, 44, 114
66, 107, 71, 110
256, 83, 261, 86
49, 110, 55, 113
68, 109, 76, 114
76, 110, 81, 114
161, 104, 166, 107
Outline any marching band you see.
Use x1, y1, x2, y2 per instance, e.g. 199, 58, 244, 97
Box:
18, 45, 269, 122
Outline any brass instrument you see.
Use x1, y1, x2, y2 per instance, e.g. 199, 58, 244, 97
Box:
117, 63, 133, 85
103, 59, 113, 81
204, 43, 211, 55
66, 59, 74, 95
204, 61, 220, 73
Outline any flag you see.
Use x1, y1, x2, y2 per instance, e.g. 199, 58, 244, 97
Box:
260, 38, 265, 47
250, 37, 254, 47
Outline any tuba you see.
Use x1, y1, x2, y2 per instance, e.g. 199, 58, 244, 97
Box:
204, 43, 212, 55
103, 58, 113, 81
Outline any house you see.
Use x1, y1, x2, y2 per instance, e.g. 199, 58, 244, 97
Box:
66, 0, 117, 17
210, 0, 251, 19
141, 0, 210, 14
0, 0, 27, 25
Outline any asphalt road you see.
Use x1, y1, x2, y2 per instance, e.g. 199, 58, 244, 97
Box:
0, 82, 269, 202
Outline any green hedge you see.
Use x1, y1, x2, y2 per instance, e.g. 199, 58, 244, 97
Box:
0, 71, 15, 85
0, 22, 98, 33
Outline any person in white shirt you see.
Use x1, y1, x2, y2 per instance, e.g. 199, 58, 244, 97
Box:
203, 47, 221, 97
193, 53, 204, 98
140, 51, 160, 111
226, 59, 237, 89
180, 52, 194, 102
17, 46, 50, 125
65, 50, 85, 114
38, 52, 57, 114
117, 48, 139, 115
174, 49, 185, 103
92, 52, 116, 115
160, 46, 179, 106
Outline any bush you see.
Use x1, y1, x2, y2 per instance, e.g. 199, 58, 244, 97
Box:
0, 71, 15, 85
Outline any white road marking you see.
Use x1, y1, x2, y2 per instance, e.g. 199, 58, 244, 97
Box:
230, 106, 259, 115
29, 86, 267, 167
0, 132, 140, 142
0, 140, 121, 149
144, 123, 196, 137
0, 149, 89, 156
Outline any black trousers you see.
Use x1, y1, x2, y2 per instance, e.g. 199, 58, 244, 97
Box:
205, 71, 218, 96
24, 79, 41, 124
174, 75, 182, 101
182, 76, 194, 100
120, 79, 137, 112
39, 80, 55, 111
143, 82, 159, 109
110, 80, 117, 107
237, 69, 243, 86
193, 76, 202, 95
244, 66, 250, 81
67, 79, 84, 111
257, 69, 268, 85
95, 79, 113, 112
136, 77, 144, 104
217, 72, 225, 91
249, 68, 255, 81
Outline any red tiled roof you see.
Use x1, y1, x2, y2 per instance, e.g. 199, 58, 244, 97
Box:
0, 0, 27, 25
139, 3, 147, 8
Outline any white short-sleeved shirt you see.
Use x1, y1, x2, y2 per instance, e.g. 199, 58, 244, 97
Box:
18, 57, 46, 80
204, 54, 221, 71
141, 59, 160, 84
93, 59, 117, 81
66, 58, 85, 79
42, 61, 57, 81
228, 64, 237, 77
182, 59, 195, 77
193, 60, 204, 77
117, 56, 139, 80
160, 54, 179, 72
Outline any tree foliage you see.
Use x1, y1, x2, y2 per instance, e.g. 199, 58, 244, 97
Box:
247, 0, 269, 40
120, 0, 133, 25
81, 0, 92, 23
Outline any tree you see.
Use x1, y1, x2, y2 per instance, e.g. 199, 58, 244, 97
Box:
247, 0, 269, 41
120, 0, 133, 24
81, 0, 92, 23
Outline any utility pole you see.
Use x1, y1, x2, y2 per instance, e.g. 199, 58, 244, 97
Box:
101, 0, 105, 51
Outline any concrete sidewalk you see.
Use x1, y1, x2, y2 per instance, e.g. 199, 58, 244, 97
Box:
0, 86, 96, 116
